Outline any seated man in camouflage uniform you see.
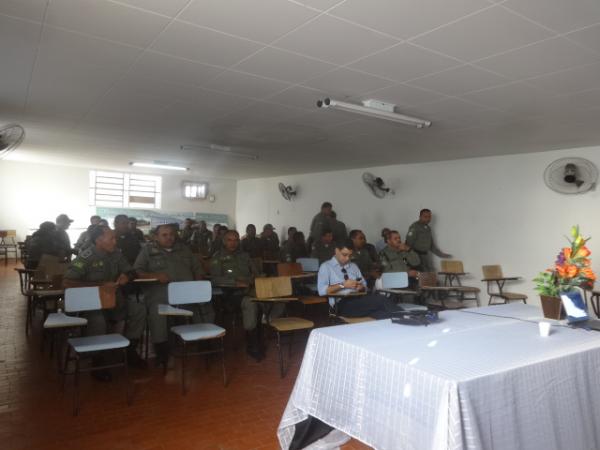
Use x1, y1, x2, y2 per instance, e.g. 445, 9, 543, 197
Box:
349, 229, 380, 288
211, 230, 283, 361
134, 224, 213, 367
241, 224, 262, 258
379, 230, 421, 291
63, 225, 147, 379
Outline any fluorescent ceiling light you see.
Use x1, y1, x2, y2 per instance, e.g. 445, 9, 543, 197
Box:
130, 162, 189, 171
317, 98, 432, 128
181, 144, 258, 160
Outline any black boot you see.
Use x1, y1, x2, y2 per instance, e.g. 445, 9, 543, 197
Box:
154, 341, 169, 368
127, 340, 147, 369
245, 330, 263, 362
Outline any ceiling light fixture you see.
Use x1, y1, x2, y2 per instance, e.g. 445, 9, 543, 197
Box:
316, 98, 432, 128
180, 144, 259, 160
130, 161, 189, 171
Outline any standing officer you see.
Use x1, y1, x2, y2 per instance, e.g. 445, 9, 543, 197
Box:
309, 202, 334, 245
406, 209, 451, 272
55, 213, 75, 261
211, 230, 281, 361
134, 223, 212, 367
114, 214, 142, 265
63, 225, 147, 378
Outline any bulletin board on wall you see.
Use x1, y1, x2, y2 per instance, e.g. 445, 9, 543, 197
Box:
95, 208, 229, 229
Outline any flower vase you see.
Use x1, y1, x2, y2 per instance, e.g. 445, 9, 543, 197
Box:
540, 295, 563, 320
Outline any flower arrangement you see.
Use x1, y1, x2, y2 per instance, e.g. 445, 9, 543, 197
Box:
534, 225, 596, 297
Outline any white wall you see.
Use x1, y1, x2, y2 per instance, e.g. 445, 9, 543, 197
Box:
236, 146, 600, 304
0, 160, 237, 241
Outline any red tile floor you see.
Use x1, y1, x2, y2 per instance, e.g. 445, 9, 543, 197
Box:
0, 262, 370, 450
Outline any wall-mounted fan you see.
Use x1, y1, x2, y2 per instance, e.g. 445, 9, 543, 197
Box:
362, 172, 394, 199
278, 182, 297, 201
544, 157, 598, 195
0, 123, 25, 159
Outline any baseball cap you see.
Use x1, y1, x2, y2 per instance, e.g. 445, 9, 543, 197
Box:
56, 214, 74, 223
263, 224, 275, 230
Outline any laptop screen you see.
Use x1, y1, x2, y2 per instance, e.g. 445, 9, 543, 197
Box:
560, 291, 589, 323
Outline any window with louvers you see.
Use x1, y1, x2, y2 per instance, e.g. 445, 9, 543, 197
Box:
89, 170, 162, 209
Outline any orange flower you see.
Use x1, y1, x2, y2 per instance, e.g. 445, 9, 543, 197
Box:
581, 267, 597, 280
576, 246, 591, 258
566, 265, 579, 278
563, 247, 572, 259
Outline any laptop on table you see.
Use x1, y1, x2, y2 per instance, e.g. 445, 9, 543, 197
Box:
560, 291, 600, 331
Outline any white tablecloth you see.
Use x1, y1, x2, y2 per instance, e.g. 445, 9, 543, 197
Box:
278, 304, 600, 450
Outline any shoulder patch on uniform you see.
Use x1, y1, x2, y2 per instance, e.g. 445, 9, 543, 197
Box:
79, 248, 92, 259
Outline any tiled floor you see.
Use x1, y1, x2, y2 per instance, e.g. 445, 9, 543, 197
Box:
0, 262, 370, 450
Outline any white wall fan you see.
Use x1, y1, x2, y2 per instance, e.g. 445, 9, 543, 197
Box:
543, 157, 598, 194
362, 172, 395, 199
0, 123, 25, 159
278, 182, 297, 201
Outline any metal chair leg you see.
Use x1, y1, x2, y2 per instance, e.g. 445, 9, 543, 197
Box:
73, 355, 80, 416
277, 332, 284, 378
220, 337, 227, 387
62, 344, 71, 391
181, 340, 187, 395
124, 348, 132, 405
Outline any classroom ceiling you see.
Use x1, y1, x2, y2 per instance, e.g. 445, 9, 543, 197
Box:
2, 0, 600, 179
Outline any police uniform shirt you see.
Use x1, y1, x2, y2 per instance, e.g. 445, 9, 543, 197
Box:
65, 246, 132, 283
311, 241, 335, 264
241, 236, 263, 258
55, 228, 72, 257
259, 235, 279, 260
116, 231, 142, 265
379, 245, 421, 273
133, 242, 204, 303
191, 229, 212, 256
309, 212, 333, 241
210, 249, 258, 284
350, 247, 376, 275
406, 221, 443, 256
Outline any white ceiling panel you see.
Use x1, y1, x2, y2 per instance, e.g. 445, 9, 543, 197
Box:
179, 0, 319, 43
366, 83, 447, 107
234, 48, 335, 84
0, 15, 41, 110
266, 85, 331, 110
501, 0, 600, 34
151, 21, 263, 67
475, 37, 600, 80
128, 51, 223, 87
274, 14, 398, 65
329, 0, 491, 40
525, 63, 600, 95
411, 6, 553, 62
407, 65, 509, 95
0, 0, 47, 22
26, 58, 123, 119
39, 26, 142, 71
350, 43, 461, 82
404, 97, 500, 126
111, 0, 191, 17
296, 0, 345, 10
303, 68, 395, 98
565, 24, 600, 54
461, 82, 554, 116
205, 70, 291, 99
45, 0, 170, 47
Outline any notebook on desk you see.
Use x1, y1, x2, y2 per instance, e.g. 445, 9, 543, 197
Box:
561, 291, 600, 331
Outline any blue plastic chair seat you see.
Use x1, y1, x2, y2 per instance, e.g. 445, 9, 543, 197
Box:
171, 323, 225, 341
44, 312, 87, 329
68, 334, 130, 353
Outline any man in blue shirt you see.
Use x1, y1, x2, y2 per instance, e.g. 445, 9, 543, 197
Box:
318, 239, 401, 320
